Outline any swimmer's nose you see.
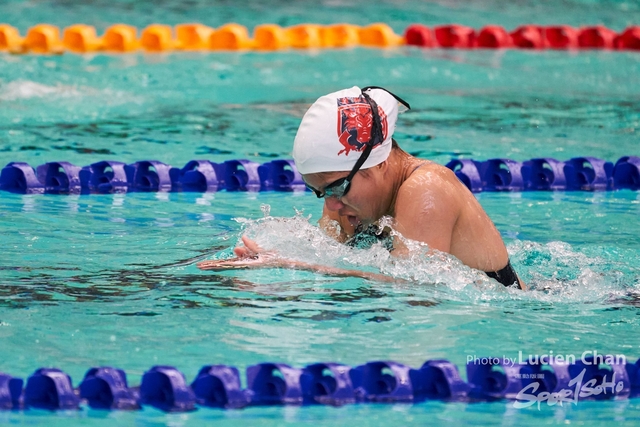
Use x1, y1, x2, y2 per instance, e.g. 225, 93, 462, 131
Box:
324, 195, 344, 211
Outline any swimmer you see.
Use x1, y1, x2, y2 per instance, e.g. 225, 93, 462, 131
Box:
198, 86, 525, 290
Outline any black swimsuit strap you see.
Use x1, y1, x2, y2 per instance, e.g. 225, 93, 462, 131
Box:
485, 261, 522, 288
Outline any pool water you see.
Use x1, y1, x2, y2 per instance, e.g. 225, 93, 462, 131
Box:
1, 0, 640, 425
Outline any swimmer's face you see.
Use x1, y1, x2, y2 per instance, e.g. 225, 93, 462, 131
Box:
304, 165, 388, 228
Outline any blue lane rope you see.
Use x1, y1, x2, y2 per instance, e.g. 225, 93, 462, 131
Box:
1, 355, 639, 412
0, 156, 638, 195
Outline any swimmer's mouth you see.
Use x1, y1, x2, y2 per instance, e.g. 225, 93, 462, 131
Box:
347, 215, 361, 227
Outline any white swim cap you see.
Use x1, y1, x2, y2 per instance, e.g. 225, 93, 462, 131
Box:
292, 86, 405, 175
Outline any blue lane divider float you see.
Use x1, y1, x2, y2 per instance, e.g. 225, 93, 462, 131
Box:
301, 363, 356, 406
1, 355, 639, 413
24, 368, 80, 410
447, 155, 637, 192
79, 367, 140, 410
191, 365, 249, 409
140, 366, 196, 412
521, 158, 567, 190
0, 158, 306, 195
0, 373, 23, 410
0, 156, 638, 195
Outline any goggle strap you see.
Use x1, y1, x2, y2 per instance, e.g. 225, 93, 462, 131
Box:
346, 143, 373, 182
344, 91, 381, 181
361, 91, 383, 147
361, 85, 411, 110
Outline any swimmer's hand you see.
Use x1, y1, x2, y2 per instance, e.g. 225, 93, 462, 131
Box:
197, 236, 399, 283
197, 236, 277, 271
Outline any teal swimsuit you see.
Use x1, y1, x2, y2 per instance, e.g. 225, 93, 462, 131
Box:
345, 224, 394, 251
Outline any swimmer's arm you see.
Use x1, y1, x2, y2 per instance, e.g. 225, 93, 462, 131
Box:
197, 236, 399, 283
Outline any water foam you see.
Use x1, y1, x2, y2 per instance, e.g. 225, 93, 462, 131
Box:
0, 80, 82, 101
509, 240, 636, 305
0, 79, 141, 104
220, 206, 638, 306
233, 208, 501, 291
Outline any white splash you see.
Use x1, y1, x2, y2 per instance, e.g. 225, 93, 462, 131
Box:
225, 207, 637, 305
508, 240, 632, 304
0, 80, 80, 101
234, 208, 497, 292
0, 79, 142, 104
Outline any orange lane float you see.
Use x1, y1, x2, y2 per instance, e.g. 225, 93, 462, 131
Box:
286, 24, 322, 48
175, 23, 215, 50
0, 24, 23, 52
103, 24, 139, 52
321, 23, 360, 48
24, 24, 64, 54
209, 23, 253, 50
359, 23, 403, 47
63, 24, 103, 53
141, 24, 176, 52
253, 24, 288, 50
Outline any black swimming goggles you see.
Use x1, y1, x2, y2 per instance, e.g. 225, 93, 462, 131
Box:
306, 86, 411, 199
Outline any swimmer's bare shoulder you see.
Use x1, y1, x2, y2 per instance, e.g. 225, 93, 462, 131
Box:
392, 162, 463, 253
398, 161, 512, 273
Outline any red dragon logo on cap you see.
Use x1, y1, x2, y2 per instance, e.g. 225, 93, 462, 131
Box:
336, 96, 388, 156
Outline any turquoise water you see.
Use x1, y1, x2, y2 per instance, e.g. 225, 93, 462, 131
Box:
2, 0, 640, 425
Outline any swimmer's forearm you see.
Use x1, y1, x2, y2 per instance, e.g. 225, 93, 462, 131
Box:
278, 259, 397, 283
197, 255, 397, 283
